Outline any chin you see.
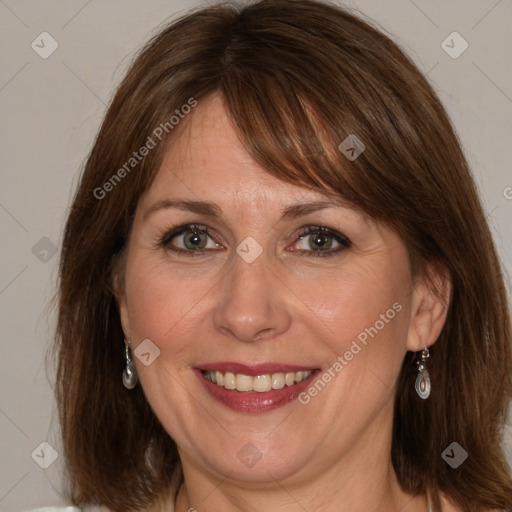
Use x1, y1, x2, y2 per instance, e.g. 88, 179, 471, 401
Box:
183, 433, 317, 485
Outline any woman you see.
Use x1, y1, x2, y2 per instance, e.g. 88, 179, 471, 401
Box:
49, 0, 512, 511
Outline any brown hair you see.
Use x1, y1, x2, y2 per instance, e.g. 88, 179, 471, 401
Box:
53, 1, 512, 511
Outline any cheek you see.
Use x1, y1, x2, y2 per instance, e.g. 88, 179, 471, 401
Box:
294, 258, 411, 383
125, 253, 201, 341
126, 249, 410, 342
123, 256, 207, 404
123, 253, 223, 383
304, 260, 407, 336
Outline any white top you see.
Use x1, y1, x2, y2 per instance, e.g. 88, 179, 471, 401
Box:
22, 509, 82, 512
21, 505, 176, 512
21, 507, 174, 512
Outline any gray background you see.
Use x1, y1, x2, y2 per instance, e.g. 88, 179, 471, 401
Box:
1, 1, 511, 510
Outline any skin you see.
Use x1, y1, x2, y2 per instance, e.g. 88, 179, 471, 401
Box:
116, 93, 453, 512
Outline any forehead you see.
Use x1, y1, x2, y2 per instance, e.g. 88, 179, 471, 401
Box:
141, 94, 345, 210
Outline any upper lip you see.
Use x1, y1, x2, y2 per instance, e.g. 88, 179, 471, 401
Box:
198, 362, 318, 376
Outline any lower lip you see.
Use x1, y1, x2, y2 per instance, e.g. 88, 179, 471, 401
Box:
195, 369, 320, 413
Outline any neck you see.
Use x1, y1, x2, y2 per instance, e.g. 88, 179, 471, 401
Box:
174, 467, 428, 512
172, 404, 428, 512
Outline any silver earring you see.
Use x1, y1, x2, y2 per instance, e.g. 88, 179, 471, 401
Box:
122, 341, 138, 389
415, 346, 431, 399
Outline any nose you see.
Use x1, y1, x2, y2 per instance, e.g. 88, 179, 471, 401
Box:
212, 247, 292, 344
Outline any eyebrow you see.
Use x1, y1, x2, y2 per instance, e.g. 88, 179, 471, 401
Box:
143, 198, 349, 222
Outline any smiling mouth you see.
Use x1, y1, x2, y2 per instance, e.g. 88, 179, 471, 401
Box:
201, 369, 315, 392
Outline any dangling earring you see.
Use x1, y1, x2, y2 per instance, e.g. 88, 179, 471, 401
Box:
122, 340, 139, 389
415, 346, 431, 399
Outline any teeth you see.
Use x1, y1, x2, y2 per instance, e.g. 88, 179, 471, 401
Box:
224, 372, 236, 390
285, 372, 295, 386
236, 374, 252, 392
253, 374, 272, 392
271, 373, 285, 390
203, 370, 313, 392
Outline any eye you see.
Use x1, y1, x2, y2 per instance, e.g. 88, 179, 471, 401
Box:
157, 223, 351, 258
159, 224, 222, 255
289, 225, 352, 257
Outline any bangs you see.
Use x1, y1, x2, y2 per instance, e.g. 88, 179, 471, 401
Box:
215, 16, 433, 233
221, 71, 356, 202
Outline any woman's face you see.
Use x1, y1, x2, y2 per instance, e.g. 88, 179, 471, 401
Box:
117, 94, 443, 486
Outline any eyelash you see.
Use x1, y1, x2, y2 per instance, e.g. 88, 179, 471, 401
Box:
157, 223, 352, 258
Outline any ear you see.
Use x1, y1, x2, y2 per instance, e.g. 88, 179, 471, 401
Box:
112, 259, 132, 340
406, 262, 451, 352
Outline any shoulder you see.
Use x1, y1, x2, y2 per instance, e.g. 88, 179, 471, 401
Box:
21, 507, 112, 512
439, 494, 509, 512
20, 500, 174, 512
21, 508, 83, 512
